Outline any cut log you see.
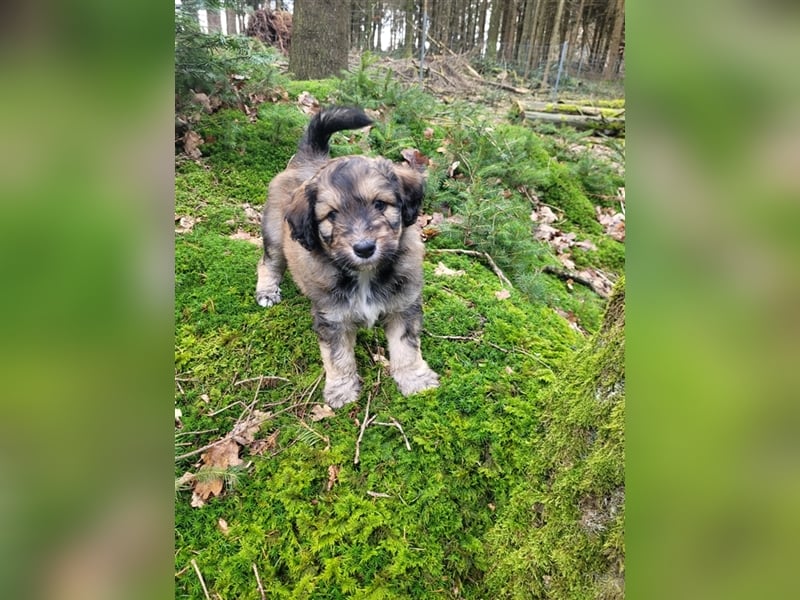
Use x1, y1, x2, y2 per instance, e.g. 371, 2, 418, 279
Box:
522, 101, 624, 118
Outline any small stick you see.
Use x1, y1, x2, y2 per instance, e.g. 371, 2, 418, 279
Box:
428, 248, 513, 289
190, 559, 211, 600
354, 389, 374, 466
252, 563, 265, 600
234, 375, 290, 387
375, 418, 412, 451
542, 265, 610, 298
366, 490, 393, 498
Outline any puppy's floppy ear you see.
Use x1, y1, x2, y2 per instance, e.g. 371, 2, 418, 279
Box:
392, 163, 426, 227
285, 182, 320, 251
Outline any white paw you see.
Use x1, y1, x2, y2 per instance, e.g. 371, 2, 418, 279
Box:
393, 365, 439, 396
255, 289, 281, 307
324, 376, 361, 409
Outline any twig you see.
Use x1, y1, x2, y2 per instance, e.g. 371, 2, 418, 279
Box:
354, 375, 379, 466
252, 563, 265, 600
175, 437, 230, 462
427, 248, 514, 289
207, 400, 247, 417
234, 375, 290, 387
375, 418, 412, 451
366, 490, 393, 498
190, 559, 211, 600
424, 331, 482, 343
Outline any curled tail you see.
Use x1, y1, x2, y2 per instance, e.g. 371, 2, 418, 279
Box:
297, 106, 373, 158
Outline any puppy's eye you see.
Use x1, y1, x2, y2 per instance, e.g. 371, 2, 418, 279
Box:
374, 200, 387, 212
326, 211, 338, 222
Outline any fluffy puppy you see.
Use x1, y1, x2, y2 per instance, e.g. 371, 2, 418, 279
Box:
256, 106, 439, 408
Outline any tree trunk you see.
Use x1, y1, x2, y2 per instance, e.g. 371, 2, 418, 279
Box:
603, 0, 625, 78
403, 0, 415, 57
485, 0, 503, 61
206, 9, 221, 34
540, 0, 565, 86
290, 0, 350, 79
225, 7, 238, 35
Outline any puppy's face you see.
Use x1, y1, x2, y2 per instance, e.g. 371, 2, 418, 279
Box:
286, 156, 424, 271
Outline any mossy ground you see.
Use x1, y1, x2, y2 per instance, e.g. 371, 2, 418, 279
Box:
176, 76, 624, 598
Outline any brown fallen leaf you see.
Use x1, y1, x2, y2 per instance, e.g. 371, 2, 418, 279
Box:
250, 429, 280, 456
310, 404, 335, 422
191, 439, 243, 507
175, 214, 198, 234
495, 289, 511, 300
228, 229, 261, 245
231, 410, 272, 446
326, 465, 340, 491
401, 148, 430, 170
183, 130, 204, 159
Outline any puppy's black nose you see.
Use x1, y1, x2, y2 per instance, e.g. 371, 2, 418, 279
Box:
353, 240, 376, 258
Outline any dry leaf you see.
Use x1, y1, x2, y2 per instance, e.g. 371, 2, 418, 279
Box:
401, 148, 429, 170
242, 203, 261, 224
297, 91, 319, 115
495, 289, 511, 300
231, 410, 271, 445
434, 262, 465, 277
175, 408, 183, 427
200, 394, 210, 403
423, 127, 434, 139
310, 404, 335, 422
326, 465, 340, 491
175, 214, 197, 234
183, 130, 204, 159
250, 429, 280, 455
191, 439, 243, 507
228, 230, 261, 245
447, 160, 460, 177
217, 518, 230, 536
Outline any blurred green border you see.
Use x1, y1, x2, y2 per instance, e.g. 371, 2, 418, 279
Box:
2, 1, 799, 598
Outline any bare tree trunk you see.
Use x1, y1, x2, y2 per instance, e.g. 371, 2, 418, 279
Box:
403, 0, 415, 57
486, 0, 503, 61
499, 0, 517, 62
541, 0, 565, 85
206, 9, 221, 34
290, 0, 350, 79
225, 7, 238, 35
603, 0, 624, 78
566, 0, 585, 76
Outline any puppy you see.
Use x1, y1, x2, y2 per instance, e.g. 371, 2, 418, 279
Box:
256, 106, 439, 408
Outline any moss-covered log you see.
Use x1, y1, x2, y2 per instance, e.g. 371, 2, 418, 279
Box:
522, 110, 625, 136
486, 277, 625, 599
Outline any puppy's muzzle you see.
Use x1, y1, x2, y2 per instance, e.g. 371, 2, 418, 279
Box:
353, 240, 376, 259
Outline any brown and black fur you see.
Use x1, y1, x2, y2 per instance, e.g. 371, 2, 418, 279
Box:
256, 106, 439, 408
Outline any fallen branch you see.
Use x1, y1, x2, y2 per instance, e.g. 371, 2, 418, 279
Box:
427, 248, 513, 289
191, 559, 211, 600
234, 375, 291, 387
542, 265, 611, 298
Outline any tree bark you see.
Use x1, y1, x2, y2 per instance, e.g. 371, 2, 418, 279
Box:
603, 0, 625, 78
485, 0, 503, 61
290, 0, 351, 79
540, 0, 565, 86
206, 8, 221, 34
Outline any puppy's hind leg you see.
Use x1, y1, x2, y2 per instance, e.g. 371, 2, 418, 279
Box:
384, 301, 439, 396
255, 233, 286, 307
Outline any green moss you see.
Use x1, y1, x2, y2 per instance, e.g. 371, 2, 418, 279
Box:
485, 278, 625, 599
284, 78, 339, 102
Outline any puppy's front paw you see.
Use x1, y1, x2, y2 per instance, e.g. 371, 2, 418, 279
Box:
255, 288, 281, 307
324, 376, 362, 409
393, 365, 439, 396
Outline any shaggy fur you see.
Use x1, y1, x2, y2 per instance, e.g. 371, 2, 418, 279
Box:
256, 106, 439, 408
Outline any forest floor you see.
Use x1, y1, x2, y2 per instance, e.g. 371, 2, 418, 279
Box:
175, 50, 624, 599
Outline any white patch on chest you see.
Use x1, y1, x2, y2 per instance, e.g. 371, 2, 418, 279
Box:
352, 271, 383, 327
